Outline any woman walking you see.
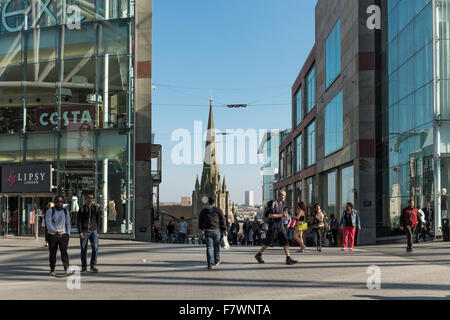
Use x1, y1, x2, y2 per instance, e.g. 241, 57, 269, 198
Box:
340, 202, 361, 251
293, 202, 307, 253
310, 203, 327, 252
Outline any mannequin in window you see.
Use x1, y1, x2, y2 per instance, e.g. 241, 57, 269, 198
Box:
71, 194, 79, 213
442, 188, 448, 219
108, 195, 117, 221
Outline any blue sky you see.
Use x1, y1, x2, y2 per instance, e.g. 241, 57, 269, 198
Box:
153, 0, 317, 205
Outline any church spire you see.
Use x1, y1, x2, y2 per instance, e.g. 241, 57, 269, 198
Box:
200, 97, 220, 194
222, 176, 227, 193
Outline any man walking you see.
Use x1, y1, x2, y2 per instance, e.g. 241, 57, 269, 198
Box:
46, 196, 73, 277
252, 216, 261, 246
415, 204, 434, 242
77, 193, 100, 273
199, 197, 228, 270
423, 202, 434, 233
230, 220, 239, 245
243, 218, 252, 246
400, 200, 418, 253
178, 217, 188, 244
254, 190, 298, 265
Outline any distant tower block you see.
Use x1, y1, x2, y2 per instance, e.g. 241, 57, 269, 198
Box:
245, 191, 254, 207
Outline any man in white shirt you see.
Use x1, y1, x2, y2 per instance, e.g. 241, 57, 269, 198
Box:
178, 217, 188, 244
415, 204, 434, 243
46, 196, 73, 277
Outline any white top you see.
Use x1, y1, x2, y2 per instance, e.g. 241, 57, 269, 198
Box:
71, 196, 79, 213
179, 221, 188, 234
418, 209, 426, 224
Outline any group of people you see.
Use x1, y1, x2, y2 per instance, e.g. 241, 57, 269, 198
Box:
42, 193, 101, 276
166, 217, 188, 244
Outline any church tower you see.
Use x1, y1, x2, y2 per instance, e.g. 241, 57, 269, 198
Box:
191, 98, 232, 235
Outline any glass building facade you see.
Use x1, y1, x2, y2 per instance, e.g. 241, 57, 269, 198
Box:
0, 0, 137, 236
380, 0, 450, 236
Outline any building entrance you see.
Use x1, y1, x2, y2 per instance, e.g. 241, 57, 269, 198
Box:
0, 195, 53, 237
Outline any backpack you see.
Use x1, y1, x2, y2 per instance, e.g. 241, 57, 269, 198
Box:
263, 200, 275, 223
51, 207, 70, 226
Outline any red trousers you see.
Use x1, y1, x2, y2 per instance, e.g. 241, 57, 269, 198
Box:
343, 226, 356, 249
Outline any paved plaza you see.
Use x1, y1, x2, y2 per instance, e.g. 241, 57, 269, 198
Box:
1, 237, 450, 300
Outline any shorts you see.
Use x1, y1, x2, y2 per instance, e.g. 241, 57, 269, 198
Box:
264, 227, 289, 247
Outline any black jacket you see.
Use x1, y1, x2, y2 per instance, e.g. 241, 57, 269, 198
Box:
199, 206, 227, 231
77, 204, 101, 232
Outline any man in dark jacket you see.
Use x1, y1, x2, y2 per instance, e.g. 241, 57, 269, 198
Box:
400, 200, 418, 253
423, 202, 434, 232
199, 197, 228, 269
77, 193, 101, 272
230, 220, 240, 245
252, 217, 261, 246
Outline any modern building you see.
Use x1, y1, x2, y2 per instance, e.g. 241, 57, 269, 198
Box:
258, 129, 289, 206
275, 0, 379, 244
191, 100, 232, 236
378, 0, 450, 237
244, 191, 254, 207
276, 0, 450, 244
0, 0, 154, 241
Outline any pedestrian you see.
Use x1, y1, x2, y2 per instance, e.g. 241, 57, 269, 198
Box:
287, 210, 297, 246
400, 200, 418, 253
198, 197, 228, 270
77, 192, 100, 273
43, 202, 54, 247
423, 201, 434, 232
178, 217, 188, 244
252, 216, 261, 246
230, 220, 239, 245
415, 204, 434, 242
243, 218, 252, 246
293, 202, 307, 253
329, 214, 339, 247
46, 196, 73, 277
340, 203, 361, 252
254, 190, 298, 265
167, 221, 175, 243
310, 203, 328, 252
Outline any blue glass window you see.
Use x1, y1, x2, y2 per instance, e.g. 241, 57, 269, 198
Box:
306, 122, 316, 167
306, 66, 316, 114
296, 135, 302, 173
325, 91, 344, 156
295, 88, 302, 126
326, 20, 341, 88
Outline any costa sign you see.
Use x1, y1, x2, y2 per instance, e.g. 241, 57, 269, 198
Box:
1, 0, 82, 33
34, 106, 94, 131
1, 164, 52, 193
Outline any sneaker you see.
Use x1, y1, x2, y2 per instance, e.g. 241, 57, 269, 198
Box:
255, 253, 265, 264
64, 269, 75, 276
81, 268, 88, 273
286, 257, 298, 265
207, 265, 215, 270
214, 259, 222, 267
90, 266, 99, 273
341, 248, 346, 251
49, 270, 56, 277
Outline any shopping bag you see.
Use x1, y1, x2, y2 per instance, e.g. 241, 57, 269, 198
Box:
295, 222, 308, 232
221, 236, 230, 250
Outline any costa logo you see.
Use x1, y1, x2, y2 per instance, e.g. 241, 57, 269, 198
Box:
34, 106, 94, 131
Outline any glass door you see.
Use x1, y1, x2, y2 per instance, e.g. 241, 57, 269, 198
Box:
18, 197, 37, 236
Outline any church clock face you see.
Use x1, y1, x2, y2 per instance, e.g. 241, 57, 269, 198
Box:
201, 196, 209, 204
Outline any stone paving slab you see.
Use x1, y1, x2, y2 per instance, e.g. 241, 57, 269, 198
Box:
1, 237, 450, 300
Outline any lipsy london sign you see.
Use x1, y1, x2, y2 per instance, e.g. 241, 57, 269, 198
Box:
1, 164, 52, 193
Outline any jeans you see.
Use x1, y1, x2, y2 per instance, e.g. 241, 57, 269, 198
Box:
253, 232, 261, 245
331, 229, 338, 246
179, 232, 187, 244
80, 229, 99, 269
244, 232, 250, 245
405, 225, 415, 250
49, 233, 70, 271
205, 230, 221, 267
342, 226, 356, 249
314, 228, 324, 248
168, 233, 175, 243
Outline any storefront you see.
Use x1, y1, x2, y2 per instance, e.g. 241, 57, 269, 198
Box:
0, 0, 153, 240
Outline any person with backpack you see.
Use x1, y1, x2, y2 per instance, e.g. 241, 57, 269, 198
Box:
77, 192, 101, 273
46, 196, 73, 277
400, 200, 418, 253
254, 190, 298, 265
198, 197, 228, 270
339, 203, 361, 251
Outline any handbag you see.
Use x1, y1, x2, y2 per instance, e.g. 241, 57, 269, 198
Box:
295, 222, 308, 232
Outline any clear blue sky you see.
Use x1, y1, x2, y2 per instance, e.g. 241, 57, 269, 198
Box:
153, 0, 317, 205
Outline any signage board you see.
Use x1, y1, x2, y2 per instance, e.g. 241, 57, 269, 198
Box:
1, 164, 52, 193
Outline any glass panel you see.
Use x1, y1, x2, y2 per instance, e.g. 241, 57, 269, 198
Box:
295, 88, 302, 126
296, 134, 302, 173
340, 166, 354, 217
325, 91, 343, 156
307, 121, 315, 167
306, 66, 315, 113
326, 20, 340, 88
